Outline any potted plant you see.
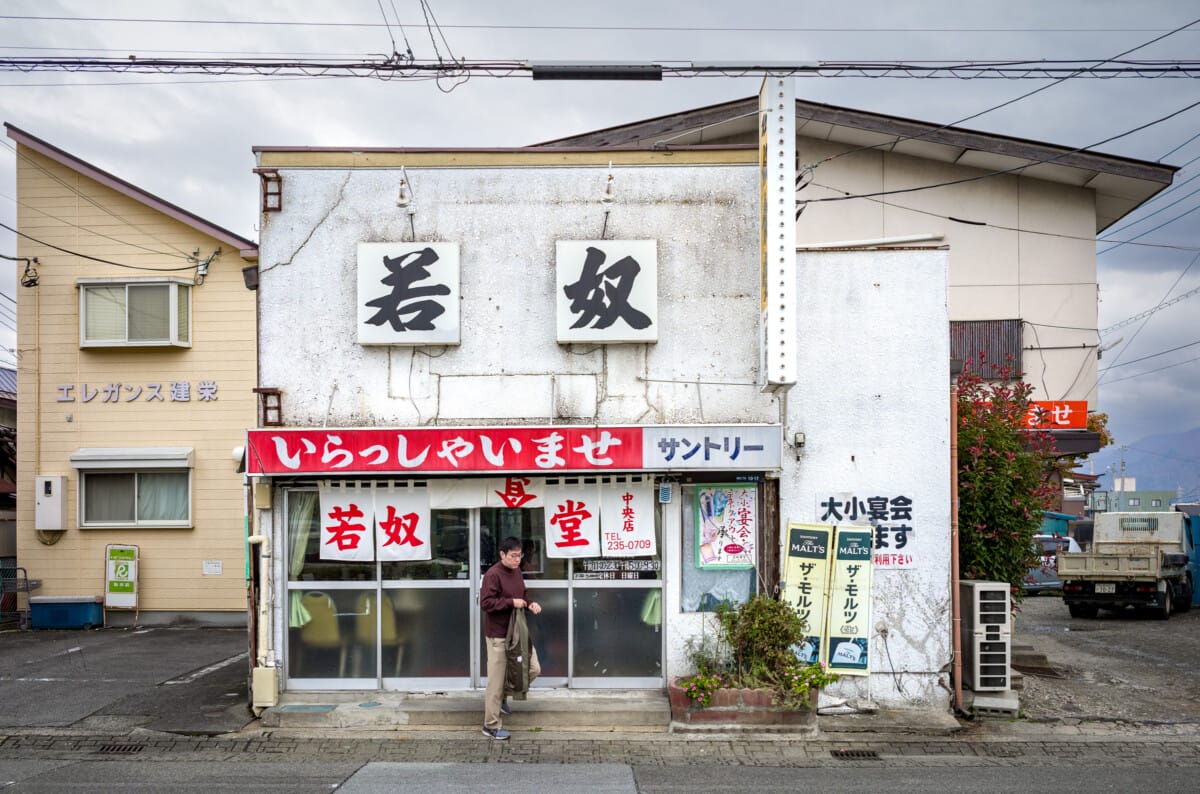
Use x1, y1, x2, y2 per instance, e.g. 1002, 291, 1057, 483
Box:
669, 594, 839, 729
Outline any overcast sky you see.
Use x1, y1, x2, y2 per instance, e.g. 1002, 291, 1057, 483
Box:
2, 0, 1199, 463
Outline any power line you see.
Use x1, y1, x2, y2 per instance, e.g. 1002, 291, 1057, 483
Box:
811, 179, 1200, 252
0, 138, 194, 260
1103, 171, 1200, 237
5, 14, 1200, 34
802, 16, 1200, 173
1098, 200, 1200, 255
1098, 337, 1200, 371
1100, 352, 1200, 385
0, 220, 199, 272
0, 56, 1198, 80
805, 96, 1200, 204
1101, 283, 1200, 334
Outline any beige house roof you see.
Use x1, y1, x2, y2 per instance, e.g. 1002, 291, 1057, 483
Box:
5, 123, 258, 261
537, 96, 1178, 232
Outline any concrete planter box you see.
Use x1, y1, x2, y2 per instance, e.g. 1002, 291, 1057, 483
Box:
668, 679, 817, 733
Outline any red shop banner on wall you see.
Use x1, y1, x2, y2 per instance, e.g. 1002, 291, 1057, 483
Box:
246, 426, 645, 476
1023, 401, 1088, 429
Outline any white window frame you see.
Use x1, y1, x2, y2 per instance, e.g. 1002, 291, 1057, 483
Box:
70, 447, 194, 528
78, 276, 192, 348
1126, 497, 1140, 507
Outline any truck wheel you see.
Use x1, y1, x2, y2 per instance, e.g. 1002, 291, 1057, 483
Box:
1068, 604, 1098, 619
1155, 589, 1172, 620
1176, 581, 1193, 614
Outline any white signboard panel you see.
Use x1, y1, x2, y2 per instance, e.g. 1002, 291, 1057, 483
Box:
358, 242, 460, 345
600, 481, 656, 557
556, 240, 658, 343
318, 482, 376, 562
544, 483, 601, 558
374, 484, 432, 562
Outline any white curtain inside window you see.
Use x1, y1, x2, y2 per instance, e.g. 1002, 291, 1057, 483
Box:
137, 472, 189, 521
287, 491, 320, 627
83, 472, 136, 522
176, 284, 190, 343
84, 286, 126, 341
127, 284, 170, 341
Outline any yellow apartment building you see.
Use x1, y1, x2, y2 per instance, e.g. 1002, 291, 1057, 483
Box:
7, 124, 257, 625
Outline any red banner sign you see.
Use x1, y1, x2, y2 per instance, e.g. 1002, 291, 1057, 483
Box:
1023, 401, 1088, 429
247, 427, 644, 476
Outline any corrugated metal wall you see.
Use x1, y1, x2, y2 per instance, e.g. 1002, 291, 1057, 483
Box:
950, 319, 1021, 377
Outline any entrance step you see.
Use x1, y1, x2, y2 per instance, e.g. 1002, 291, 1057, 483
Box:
260, 690, 671, 732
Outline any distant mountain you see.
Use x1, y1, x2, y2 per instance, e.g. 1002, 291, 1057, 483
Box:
1085, 426, 1200, 501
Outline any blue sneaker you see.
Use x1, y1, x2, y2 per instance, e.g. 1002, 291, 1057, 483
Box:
500, 700, 512, 716
482, 726, 510, 741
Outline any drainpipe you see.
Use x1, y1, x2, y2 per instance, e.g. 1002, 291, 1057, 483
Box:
950, 368, 964, 715
247, 531, 272, 668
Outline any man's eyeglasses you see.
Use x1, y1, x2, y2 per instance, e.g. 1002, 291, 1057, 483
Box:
504, 551, 524, 559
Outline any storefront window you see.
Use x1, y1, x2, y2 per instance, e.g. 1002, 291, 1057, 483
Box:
287, 588, 376, 678
479, 507, 569, 580
680, 485, 755, 611
381, 509, 471, 581
286, 489, 373, 582
573, 586, 662, 677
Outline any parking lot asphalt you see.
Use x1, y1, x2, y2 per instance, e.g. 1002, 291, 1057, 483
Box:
0, 625, 250, 735
3, 622, 1200, 773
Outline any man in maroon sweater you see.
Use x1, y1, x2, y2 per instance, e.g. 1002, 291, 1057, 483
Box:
480, 536, 542, 740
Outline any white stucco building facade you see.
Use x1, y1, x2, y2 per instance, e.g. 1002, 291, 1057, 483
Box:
242, 92, 1172, 714
246, 145, 951, 710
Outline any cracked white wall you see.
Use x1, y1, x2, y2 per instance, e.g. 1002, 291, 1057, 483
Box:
258, 164, 774, 426
785, 249, 953, 710
257, 161, 953, 710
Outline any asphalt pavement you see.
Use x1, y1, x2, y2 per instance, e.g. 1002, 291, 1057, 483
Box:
0, 625, 250, 734
2, 624, 1200, 792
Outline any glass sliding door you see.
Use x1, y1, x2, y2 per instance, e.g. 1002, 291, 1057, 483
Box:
285, 487, 665, 691
381, 508, 473, 688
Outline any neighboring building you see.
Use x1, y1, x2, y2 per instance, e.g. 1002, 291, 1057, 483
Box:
541, 96, 1177, 457
0, 367, 16, 613
7, 124, 258, 625
1092, 489, 1179, 513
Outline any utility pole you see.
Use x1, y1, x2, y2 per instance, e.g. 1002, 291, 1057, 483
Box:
1117, 446, 1127, 511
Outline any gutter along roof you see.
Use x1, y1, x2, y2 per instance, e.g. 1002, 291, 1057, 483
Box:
5, 123, 259, 261
537, 95, 1178, 233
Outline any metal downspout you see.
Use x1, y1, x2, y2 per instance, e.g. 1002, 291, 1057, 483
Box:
950, 378, 964, 714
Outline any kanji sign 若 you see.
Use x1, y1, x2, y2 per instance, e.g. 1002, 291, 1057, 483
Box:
358, 242, 460, 346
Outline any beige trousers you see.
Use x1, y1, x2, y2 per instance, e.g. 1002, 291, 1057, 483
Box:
484, 636, 541, 730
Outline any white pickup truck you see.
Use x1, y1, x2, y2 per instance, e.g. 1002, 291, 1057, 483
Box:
1059, 510, 1197, 620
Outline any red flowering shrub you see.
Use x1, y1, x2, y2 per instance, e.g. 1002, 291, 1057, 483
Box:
957, 359, 1057, 600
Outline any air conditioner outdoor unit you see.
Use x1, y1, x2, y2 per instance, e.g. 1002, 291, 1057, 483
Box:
959, 579, 1010, 692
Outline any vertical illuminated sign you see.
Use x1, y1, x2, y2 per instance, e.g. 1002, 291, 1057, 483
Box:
758, 76, 797, 393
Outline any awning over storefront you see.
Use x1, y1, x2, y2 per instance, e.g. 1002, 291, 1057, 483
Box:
245, 425, 781, 476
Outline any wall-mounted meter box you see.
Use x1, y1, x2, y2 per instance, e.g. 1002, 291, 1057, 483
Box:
34, 475, 67, 531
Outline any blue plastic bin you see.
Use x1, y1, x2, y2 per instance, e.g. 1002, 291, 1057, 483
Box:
29, 596, 103, 629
